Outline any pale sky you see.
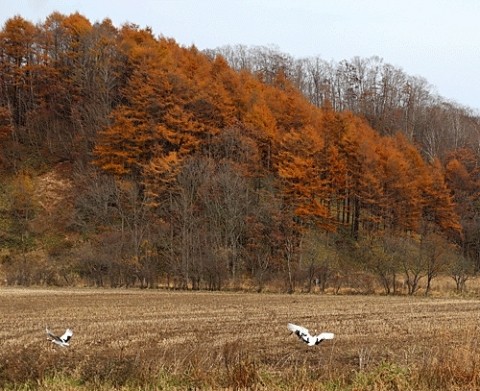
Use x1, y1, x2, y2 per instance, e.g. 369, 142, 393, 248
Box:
2, 0, 480, 110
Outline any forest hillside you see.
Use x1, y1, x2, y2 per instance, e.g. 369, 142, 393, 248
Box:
0, 12, 479, 294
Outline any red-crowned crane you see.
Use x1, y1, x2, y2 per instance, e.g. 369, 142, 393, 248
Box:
287, 323, 334, 346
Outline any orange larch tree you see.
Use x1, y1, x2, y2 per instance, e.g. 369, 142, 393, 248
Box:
421, 158, 462, 236
0, 16, 38, 128
444, 148, 480, 266
346, 116, 385, 234
93, 25, 161, 178
377, 134, 425, 232
275, 124, 332, 229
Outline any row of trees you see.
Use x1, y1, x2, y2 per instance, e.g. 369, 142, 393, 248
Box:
0, 13, 477, 293
210, 45, 480, 160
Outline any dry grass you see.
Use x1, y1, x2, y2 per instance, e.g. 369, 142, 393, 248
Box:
1, 288, 480, 390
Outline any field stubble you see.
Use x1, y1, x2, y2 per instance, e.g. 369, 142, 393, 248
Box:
1, 288, 480, 390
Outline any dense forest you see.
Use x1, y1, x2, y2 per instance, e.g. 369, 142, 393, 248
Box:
0, 12, 479, 294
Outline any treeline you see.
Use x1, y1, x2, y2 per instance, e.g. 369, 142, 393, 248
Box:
210, 45, 480, 161
0, 13, 478, 293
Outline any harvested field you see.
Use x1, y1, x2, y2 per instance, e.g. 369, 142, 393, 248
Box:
1, 288, 480, 390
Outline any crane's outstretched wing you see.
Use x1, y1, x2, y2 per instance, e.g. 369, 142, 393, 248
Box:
287, 323, 310, 337
313, 332, 335, 345
60, 328, 73, 343
46, 326, 61, 342
287, 323, 313, 344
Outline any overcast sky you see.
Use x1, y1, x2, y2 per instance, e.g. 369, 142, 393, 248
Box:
2, 0, 480, 110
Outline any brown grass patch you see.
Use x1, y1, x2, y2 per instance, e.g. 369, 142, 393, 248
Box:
2, 288, 480, 389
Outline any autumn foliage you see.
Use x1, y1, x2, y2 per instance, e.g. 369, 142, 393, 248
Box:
0, 13, 476, 292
